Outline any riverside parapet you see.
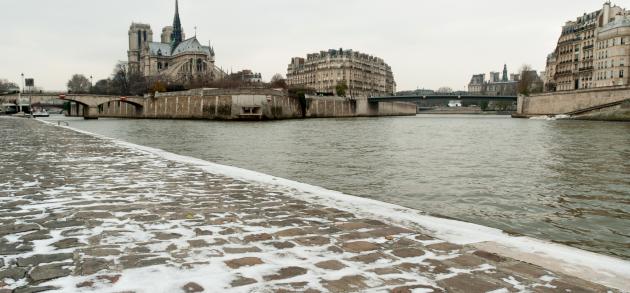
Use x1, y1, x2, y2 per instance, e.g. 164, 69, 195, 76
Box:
64, 88, 416, 120
514, 86, 630, 120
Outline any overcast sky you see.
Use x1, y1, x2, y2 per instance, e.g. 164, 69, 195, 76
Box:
0, 0, 623, 91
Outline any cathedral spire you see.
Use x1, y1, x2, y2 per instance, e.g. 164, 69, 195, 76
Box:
170, 0, 183, 49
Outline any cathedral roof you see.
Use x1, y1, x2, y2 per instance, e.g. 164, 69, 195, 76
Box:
172, 37, 213, 56
147, 37, 214, 57
148, 42, 173, 57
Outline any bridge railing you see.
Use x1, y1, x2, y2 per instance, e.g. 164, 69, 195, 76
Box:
370, 95, 518, 100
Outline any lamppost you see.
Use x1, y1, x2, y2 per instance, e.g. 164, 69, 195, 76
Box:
20, 73, 25, 114
90, 75, 93, 93
14, 73, 21, 113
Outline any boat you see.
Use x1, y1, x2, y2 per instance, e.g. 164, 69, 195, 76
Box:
32, 108, 50, 118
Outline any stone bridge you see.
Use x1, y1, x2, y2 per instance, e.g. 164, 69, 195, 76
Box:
0, 93, 145, 119
369, 94, 518, 103
2, 89, 418, 120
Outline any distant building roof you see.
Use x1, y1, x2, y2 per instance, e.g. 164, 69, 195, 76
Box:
600, 16, 630, 32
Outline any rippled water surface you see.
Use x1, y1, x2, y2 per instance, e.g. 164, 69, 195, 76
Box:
45, 115, 630, 259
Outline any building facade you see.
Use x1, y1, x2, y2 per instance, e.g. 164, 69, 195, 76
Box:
544, 53, 558, 91
467, 65, 521, 96
545, 2, 630, 92
127, 0, 225, 83
286, 49, 395, 97
229, 70, 262, 83
468, 74, 486, 93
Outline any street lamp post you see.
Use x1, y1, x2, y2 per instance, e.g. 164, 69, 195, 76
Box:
20, 73, 25, 115
29, 86, 32, 118
16, 73, 22, 113
90, 75, 93, 93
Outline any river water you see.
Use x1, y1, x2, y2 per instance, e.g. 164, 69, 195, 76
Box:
43, 115, 630, 259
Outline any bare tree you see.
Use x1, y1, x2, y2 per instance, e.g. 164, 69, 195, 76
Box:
0, 79, 20, 93
146, 75, 169, 94
270, 73, 287, 89
186, 71, 220, 89
111, 62, 130, 95
111, 62, 147, 96
270, 73, 284, 82
208, 79, 249, 89
517, 64, 543, 96
67, 74, 91, 94
92, 79, 113, 95
128, 72, 147, 96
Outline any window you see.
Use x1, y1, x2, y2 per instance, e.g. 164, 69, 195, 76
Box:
620, 70, 624, 78
158, 62, 162, 70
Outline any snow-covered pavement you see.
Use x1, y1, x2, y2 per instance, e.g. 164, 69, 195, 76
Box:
0, 117, 623, 292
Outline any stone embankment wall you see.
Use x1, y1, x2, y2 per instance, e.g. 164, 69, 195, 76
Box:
367, 100, 417, 116
304, 97, 416, 118
93, 89, 301, 120
304, 97, 357, 118
516, 86, 630, 116
69, 89, 416, 120
573, 100, 630, 121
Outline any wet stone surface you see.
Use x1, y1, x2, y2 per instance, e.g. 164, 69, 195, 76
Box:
0, 117, 620, 292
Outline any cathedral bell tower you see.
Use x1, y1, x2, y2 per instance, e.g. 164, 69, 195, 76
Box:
170, 0, 184, 49
128, 23, 153, 73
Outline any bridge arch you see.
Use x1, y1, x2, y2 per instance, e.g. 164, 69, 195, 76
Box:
58, 96, 93, 118
58, 95, 145, 119
95, 98, 144, 117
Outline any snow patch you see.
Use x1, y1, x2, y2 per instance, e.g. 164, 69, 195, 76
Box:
529, 114, 571, 121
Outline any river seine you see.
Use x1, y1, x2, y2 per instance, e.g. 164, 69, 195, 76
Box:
44, 115, 630, 259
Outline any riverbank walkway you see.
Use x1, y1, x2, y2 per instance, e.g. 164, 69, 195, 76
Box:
0, 117, 620, 292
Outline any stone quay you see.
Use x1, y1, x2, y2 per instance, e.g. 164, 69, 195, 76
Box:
514, 86, 630, 120
0, 117, 624, 292
1, 88, 417, 120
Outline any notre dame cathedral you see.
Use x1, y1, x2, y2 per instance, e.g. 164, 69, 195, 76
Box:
127, 0, 225, 82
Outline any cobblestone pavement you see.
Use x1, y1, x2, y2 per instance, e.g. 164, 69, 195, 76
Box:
0, 118, 618, 292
